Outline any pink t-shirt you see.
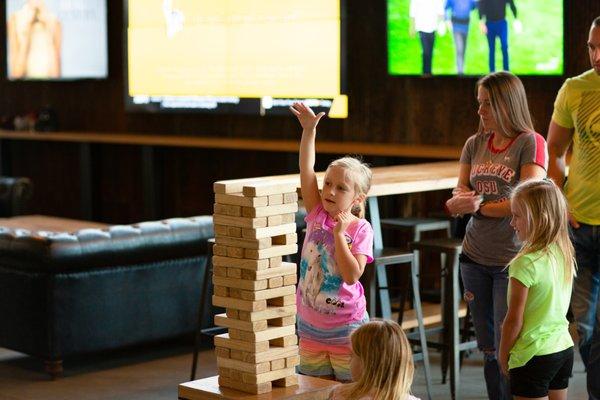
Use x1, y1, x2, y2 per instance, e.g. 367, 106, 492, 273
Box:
296, 204, 374, 329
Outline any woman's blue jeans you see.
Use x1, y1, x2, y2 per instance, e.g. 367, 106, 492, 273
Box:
460, 259, 511, 400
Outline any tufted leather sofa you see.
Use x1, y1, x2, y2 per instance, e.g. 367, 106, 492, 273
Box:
0, 216, 214, 376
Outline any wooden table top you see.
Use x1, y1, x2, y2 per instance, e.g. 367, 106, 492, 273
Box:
214, 160, 460, 197
0, 215, 108, 232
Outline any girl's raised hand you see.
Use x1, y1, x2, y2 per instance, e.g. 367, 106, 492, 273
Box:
290, 102, 326, 132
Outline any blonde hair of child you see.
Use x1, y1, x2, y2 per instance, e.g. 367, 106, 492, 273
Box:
327, 156, 372, 219
510, 179, 576, 282
340, 320, 414, 400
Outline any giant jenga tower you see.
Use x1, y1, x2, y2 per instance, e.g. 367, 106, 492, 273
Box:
211, 179, 300, 395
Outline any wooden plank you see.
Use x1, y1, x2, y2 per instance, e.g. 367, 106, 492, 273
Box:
213, 245, 228, 257
243, 182, 297, 197
214, 333, 269, 353
270, 334, 298, 347
230, 345, 298, 364
237, 305, 296, 322
226, 309, 239, 319
215, 235, 272, 250
215, 192, 269, 207
226, 246, 245, 259
213, 276, 268, 291
269, 257, 283, 268
283, 274, 298, 286
213, 266, 228, 277
242, 223, 296, 239
268, 193, 284, 205
242, 203, 298, 218
241, 262, 296, 280
236, 285, 296, 301
218, 376, 272, 395
242, 367, 296, 384
272, 233, 298, 245
212, 295, 267, 312
283, 192, 299, 204
268, 276, 283, 288
271, 358, 286, 371
213, 255, 269, 271
213, 214, 267, 229
286, 355, 300, 368
213, 285, 229, 297
267, 294, 296, 307
226, 267, 242, 279
215, 347, 230, 359
245, 244, 298, 260
216, 357, 271, 374
214, 225, 243, 238
229, 325, 296, 343
214, 314, 269, 332
213, 203, 242, 217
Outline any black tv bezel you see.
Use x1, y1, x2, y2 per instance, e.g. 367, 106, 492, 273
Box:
123, 0, 348, 116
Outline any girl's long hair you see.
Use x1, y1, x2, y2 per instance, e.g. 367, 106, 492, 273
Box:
510, 179, 576, 282
328, 156, 372, 219
338, 320, 414, 400
476, 71, 535, 138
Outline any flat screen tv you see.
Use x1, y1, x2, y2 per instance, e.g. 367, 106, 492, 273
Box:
387, 0, 563, 76
124, 0, 347, 117
6, 0, 108, 80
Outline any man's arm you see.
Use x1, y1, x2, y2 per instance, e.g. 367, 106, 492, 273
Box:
547, 120, 574, 189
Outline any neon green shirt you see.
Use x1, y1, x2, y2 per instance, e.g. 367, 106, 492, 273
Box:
552, 69, 600, 225
507, 245, 573, 369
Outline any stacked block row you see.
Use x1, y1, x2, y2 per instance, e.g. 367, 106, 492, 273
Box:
212, 179, 301, 394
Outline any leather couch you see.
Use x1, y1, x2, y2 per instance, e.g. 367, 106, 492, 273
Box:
0, 216, 214, 376
0, 176, 33, 217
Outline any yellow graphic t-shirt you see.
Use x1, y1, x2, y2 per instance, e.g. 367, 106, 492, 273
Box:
552, 69, 600, 225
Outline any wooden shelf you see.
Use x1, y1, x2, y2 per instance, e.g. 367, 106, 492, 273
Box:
394, 301, 468, 330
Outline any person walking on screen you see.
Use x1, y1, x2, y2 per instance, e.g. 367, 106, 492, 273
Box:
409, 0, 445, 76
478, 0, 521, 72
445, 0, 477, 75
546, 16, 600, 400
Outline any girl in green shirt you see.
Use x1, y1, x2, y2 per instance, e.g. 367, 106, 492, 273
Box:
500, 179, 576, 399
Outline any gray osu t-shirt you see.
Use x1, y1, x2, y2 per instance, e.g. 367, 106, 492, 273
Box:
459, 131, 547, 266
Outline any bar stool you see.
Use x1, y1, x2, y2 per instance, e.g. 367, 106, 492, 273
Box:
409, 237, 478, 400
190, 238, 226, 380
373, 248, 433, 400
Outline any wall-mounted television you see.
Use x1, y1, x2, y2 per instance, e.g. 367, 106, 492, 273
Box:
6, 0, 108, 80
387, 0, 563, 76
124, 0, 347, 118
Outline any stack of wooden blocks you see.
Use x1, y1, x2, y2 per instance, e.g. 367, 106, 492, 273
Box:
211, 179, 301, 395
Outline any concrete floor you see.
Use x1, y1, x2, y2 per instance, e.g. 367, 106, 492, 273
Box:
0, 338, 588, 400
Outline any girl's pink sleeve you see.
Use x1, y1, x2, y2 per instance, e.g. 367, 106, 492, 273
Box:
351, 220, 374, 263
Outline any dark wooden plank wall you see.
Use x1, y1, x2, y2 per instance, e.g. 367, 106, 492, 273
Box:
0, 1, 598, 222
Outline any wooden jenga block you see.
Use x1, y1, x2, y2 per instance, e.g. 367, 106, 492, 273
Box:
214, 178, 273, 195
214, 224, 229, 237
213, 275, 268, 291
213, 214, 267, 229
281, 213, 295, 224
245, 244, 298, 260
237, 305, 296, 322
213, 255, 269, 270
213, 244, 228, 256
268, 276, 283, 288
226, 309, 239, 319
214, 225, 243, 238
272, 233, 298, 245
226, 246, 245, 259
268, 294, 296, 307
215, 235, 272, 250
283, 192, 299, 204
242, 367, 296, 384
241, 262, 296, 280
242, 203, 298, 218
267, 193, 283, 205
214, 314, 269, 332
228, 288, 243, 299
229, 325, 296, 343
213, 285, 229, 297
270, 334, 298, 347
226, 267, 242, 278
270, 358, 286, 371
237, 285, 296, 301
242, 223, 296, 239
283, 274, 298, 286
286, 355, 300, 368
212, 295, 267, 312
215, 192, 269, 207
272, 374, 299, 387
218, 367, 232, 378
267, 214, 285, 226
215, 347, 230, 359
268, 316, 296, 327
229, 345, 299, 364
213, 265, 228, 277
213, 203, 242, 217
217, 357, 271, 374
214, 333, 270, 353
218, 376, 272, 395
269, 257, 283, 268
229, 369, 244, 382
243, 182, 297, 197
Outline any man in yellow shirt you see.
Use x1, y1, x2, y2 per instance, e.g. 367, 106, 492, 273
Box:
547, 16, 600, 400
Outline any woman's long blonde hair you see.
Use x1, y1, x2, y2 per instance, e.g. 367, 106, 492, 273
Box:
510, 179, 576, 282
328, 156, 372, 219
338, 320, 414, 400
477, 71, 535, 138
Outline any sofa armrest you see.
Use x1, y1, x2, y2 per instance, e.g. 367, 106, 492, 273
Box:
0, 177, 33, 217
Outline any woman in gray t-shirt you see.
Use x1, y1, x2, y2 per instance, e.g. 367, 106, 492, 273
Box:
445, 71, 547, 400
